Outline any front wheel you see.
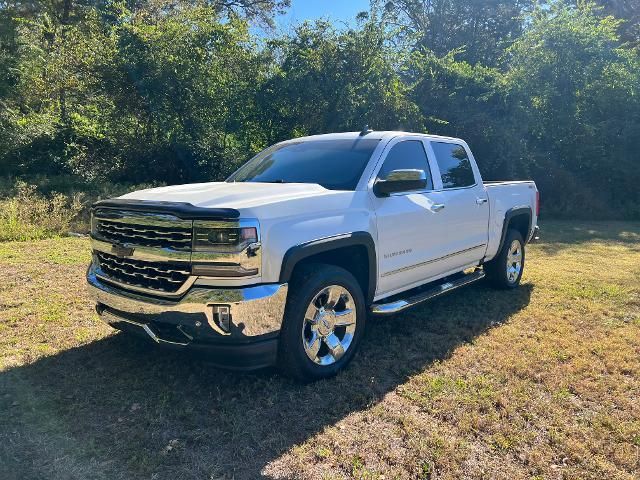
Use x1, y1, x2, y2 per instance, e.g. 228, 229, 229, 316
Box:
485, 229, 525, 289
278, 264, 366, 381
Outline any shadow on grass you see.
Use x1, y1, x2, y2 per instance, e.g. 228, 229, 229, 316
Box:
535, 220, 640, 256
0, 282, 532, 480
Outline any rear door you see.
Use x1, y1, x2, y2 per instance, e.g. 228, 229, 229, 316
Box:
425, 140, 490, 271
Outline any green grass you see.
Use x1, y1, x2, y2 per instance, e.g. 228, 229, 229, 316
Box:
1, 220, 639, 479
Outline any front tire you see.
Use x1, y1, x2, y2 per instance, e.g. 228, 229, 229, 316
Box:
485, 229, 525, 289
278, 264, 366, 382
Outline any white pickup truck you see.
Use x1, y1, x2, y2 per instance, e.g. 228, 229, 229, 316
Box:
87, 130, 539, 380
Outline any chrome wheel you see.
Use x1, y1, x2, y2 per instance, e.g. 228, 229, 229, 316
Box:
302, 285, 357, 366
506, 239, 523, 283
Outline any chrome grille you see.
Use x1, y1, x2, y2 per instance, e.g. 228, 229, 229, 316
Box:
94, 219, 192, 251
96, 252, 190, 294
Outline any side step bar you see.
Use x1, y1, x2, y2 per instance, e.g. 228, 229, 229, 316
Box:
370, 269, 486, 315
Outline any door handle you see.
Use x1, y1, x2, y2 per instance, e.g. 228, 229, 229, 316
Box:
476, 197, 488, 205
432, 203, 445, 212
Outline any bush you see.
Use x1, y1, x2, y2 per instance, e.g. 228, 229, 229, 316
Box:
0, 182, 83, 241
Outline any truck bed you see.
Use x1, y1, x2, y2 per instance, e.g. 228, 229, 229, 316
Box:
484, 180, 538, 260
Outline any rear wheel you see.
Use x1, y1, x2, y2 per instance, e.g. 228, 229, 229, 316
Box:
485, 229, 525, 289
278, 264, 366, 381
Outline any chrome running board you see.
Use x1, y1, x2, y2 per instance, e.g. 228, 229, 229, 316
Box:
370, 269, 485, 315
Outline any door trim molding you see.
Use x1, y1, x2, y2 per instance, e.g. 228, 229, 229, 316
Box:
381, 244, 486, 277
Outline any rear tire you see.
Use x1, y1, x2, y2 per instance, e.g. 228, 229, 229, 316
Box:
485, 229, 525, 289
278, 264, 366, 382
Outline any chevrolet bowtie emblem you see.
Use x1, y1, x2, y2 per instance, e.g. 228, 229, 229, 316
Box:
111, 244, 135, 258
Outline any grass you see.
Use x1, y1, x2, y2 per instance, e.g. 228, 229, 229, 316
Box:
1, 220, 639, 479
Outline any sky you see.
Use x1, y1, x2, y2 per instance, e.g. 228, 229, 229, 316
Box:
275, 0, 371, 31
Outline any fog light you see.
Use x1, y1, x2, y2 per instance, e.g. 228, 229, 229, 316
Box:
209, 305, 231, 335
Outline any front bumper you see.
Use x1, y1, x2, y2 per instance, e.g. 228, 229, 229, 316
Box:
87, 265, 288, 369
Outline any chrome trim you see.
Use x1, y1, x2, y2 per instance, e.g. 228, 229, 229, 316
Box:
371, 270, 485, 315
91, 208, 195, 296
95, 272, 197, 298
90, 210, 263, 296
385, 169, 426, 182
100, 309, 190, 346
88, 263, 288, 338
91, 237, 192, 263
381, 244, 486, 277
190, 218, 262, 280
301, 285, 358, 366
93, 252, 196, 298
506, 239, 523, 284
92, 209, 193, 252
430, 183, 478, 192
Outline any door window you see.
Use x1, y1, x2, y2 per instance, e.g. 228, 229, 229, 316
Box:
378, 140, 433, 190
431, 142, 475, 189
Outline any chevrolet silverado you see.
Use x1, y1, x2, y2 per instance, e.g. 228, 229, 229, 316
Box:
87, 130, 539, 380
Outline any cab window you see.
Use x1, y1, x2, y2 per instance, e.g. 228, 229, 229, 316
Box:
431, 142, 475, 189
378, 140, 433, 190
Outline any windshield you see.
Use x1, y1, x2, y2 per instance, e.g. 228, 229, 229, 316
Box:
226, 138, 380, 191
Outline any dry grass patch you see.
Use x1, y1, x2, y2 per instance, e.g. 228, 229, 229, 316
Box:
1, 221, 639, 479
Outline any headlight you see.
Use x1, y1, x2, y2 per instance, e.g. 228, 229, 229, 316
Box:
193, 223, 258, 253
191, 220, 260, 278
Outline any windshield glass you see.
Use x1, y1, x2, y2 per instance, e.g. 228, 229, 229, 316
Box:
226, 138, 380, 191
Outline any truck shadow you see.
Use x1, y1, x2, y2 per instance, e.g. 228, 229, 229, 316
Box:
1, 282, 532, 480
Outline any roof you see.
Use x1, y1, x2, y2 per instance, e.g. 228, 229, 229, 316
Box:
283, 131, 464, 143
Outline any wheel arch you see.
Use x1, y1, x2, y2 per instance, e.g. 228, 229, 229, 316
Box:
497, 207, 532, 253
279, 232, 377, 304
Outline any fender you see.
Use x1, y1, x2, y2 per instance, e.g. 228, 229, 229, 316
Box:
497, 206, 533, 253
279, 232, 377, 303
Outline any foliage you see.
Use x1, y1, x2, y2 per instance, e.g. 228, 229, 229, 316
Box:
506, 4, 640, 218
0, 182, 83, 241
0, 0, 639, 219
381, 0, 536, 66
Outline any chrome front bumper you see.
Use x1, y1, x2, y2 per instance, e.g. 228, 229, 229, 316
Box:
87, 264, 288, 343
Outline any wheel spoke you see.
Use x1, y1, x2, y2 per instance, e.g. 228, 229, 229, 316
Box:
304, 302, 320, 324
324, 286, 342, 309
333, 308, 356, 327
305, 332, 321, 359
323, 333, 345, 361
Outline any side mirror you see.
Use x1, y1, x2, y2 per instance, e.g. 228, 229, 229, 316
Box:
373, 169, 428, 197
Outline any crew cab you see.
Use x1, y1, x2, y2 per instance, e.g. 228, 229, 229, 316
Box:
87, 130, 539, 380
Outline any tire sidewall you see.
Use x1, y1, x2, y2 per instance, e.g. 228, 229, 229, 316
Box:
279, 264, 366, 381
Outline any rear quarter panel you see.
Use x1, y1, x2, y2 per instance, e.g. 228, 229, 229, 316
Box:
484, 181, 538, 261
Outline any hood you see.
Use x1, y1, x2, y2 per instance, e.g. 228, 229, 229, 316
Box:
120, 181, 344, 210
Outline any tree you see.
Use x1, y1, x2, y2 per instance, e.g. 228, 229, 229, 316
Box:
382, 0, 535, 65
260, 16, 423, 142
506, 2, 640, 217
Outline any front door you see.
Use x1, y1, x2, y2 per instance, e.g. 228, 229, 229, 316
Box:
372, 138, 453, 298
